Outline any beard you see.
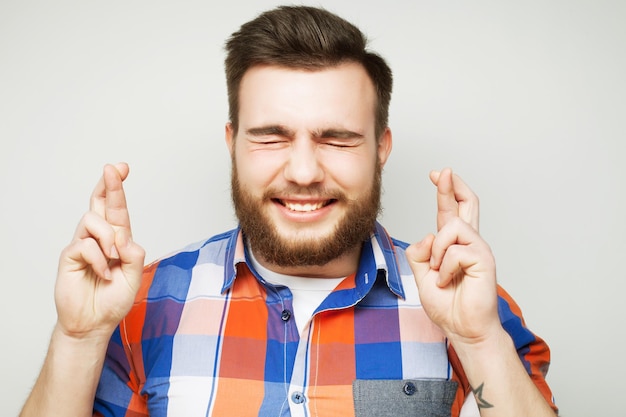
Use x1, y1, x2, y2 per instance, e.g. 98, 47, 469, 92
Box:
231, 160, 382, 268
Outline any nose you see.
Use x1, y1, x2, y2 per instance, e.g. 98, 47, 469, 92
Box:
283, 138, 324, 186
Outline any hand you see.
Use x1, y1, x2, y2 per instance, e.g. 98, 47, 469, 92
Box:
406, 168, 501, 345
54, 163, 145, 340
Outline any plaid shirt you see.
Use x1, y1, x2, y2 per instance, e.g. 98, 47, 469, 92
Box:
94, 222, 556, 416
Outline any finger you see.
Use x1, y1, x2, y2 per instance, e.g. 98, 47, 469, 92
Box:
113, 228, 146, 290
73, 211, 118, 259
430, 168, 479, 231
62, 238, 113, 280
405, 233, 435, 285
103, 163, 132, 234
429, 217, 484, 270
448, 172, 479, 231
90, 163, 130, 218
431, 168, 458, 231
436, 244, 480, 287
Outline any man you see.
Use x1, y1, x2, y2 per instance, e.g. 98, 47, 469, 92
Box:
20, 5, 558, 417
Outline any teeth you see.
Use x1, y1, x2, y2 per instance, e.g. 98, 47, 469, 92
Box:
284, 201, 325, 212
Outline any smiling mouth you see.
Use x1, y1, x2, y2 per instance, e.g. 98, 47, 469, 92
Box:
274, 199, 336, 212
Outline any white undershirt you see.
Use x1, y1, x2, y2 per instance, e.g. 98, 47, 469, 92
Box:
247, 249, 345, 333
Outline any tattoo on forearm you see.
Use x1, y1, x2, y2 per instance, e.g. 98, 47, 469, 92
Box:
472, 383, 494, 409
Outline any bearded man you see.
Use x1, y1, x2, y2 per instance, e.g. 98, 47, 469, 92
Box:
20, 5, 557, 417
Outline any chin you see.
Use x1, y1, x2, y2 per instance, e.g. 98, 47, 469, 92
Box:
276, 224, 335, 242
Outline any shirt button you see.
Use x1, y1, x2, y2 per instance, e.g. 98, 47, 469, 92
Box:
403, 382, 417, 396
281, 309, 292, 321
291, 391, 305, 404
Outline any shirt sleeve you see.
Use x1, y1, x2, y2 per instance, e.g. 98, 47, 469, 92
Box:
93, 325, 149, 417
496, 285, 558, 413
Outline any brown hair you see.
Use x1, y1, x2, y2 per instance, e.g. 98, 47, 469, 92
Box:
224, 5, 393, 139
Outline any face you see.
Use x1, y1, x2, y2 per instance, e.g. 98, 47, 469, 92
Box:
226, 63, 392, 274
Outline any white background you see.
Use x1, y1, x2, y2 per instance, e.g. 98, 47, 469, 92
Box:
1, 0, 624, 415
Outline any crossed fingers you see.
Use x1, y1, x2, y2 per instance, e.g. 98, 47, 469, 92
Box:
69, 163, 134, 278
430, 168, 479, 232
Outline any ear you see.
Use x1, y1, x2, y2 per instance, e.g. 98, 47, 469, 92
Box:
377, 127, 393, 167
225, 122, 235, 156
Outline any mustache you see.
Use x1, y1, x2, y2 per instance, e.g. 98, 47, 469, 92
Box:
262, 184, 346, 201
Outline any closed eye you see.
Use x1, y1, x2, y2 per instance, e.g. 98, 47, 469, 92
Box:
323, 141, 355, 148
246, 125, 292, 147
317, 129, 364, 148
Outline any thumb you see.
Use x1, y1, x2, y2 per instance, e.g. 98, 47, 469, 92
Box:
405, 234, 435, 285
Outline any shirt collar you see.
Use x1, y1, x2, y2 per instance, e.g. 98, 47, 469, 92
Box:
222, 222, 405, 300
371, 221, 405, 299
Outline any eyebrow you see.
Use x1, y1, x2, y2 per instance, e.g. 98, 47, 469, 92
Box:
246, 125, 294, 137
246, 125, 364, 139
315, 129, 364, 139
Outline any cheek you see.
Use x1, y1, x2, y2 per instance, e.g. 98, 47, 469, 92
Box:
323, 153, 378, 192
235, 150, 284, 190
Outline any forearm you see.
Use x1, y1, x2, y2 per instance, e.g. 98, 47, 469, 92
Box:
453, 329, 557, 417
20, 325, 109, 417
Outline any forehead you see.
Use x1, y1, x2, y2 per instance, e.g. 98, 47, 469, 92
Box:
238, 63, 377, 133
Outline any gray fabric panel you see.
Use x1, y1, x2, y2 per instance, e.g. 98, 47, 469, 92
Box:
353, 379, 458, 417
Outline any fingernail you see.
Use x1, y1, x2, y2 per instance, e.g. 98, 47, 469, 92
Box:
110, 245, 119, 259
104, 267, 112, 280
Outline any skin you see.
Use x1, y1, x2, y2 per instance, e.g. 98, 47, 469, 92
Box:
20, 64, 556, 416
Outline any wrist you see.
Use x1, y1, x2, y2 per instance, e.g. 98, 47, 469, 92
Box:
20, 322, 111, 417
449, 326, 516, 378
47, 323, 111, 392
51, 322, 113, 354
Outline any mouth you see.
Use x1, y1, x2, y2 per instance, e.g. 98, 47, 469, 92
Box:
273, 198, 336, 212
